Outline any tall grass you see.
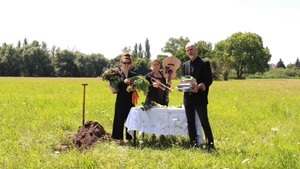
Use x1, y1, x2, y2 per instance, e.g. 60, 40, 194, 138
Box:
0, 77, 299, 168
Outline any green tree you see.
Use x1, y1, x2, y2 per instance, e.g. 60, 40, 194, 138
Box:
22, 40, 55, 77
0, 44, 23, 76
132, 43, 138, 60
109, 54, 123, 68
195, 40, 220, 79
162, 36, 190, 62
133, 57, 150, 75
76, 52, 88, 77
50, 45, 56, 61
17, 41, 21, 48
196, 41, 213, 59
138, 43, 143, 58
286, 64, 300, 77
145, 38, 151, 59
77, 53, 109, 77
214, 32, 271, 79
23, 38, 28, 46
54, 49, 79, 77
156, 54, 168, 62
214, 40, 234, 80
275, 58, 286, 69
209, 58, 222, 80
294, 58, 300, 69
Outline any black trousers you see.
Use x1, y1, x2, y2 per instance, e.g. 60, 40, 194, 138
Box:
184, 103, 214, 145
112, 106, 132, 140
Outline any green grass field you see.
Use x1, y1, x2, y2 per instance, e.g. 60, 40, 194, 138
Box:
0, 77, 299, 168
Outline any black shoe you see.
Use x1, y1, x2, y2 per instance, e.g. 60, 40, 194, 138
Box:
190, 141, 198, 148
206, 142, 215, 152
159, 135, 166, 140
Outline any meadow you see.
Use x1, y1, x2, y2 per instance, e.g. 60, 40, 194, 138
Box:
0, 77, 299, 168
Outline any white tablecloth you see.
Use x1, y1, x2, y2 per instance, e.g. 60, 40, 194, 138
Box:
125, 107, 204, 144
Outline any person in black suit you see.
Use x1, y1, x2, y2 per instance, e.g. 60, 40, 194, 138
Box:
111, 53, 136, 144
182, 43, 215, 151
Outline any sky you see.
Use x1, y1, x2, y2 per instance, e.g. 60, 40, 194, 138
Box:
1, 0, 300, 64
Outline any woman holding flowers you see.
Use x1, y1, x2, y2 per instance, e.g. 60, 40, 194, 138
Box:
111, 53, 136, 144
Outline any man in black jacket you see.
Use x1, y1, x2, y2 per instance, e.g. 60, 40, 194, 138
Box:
182, 43, 215, 151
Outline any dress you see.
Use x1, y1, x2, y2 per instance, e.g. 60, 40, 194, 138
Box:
182, 56, 214, 145
145, 71, 167, 106
112, 70, 136, 140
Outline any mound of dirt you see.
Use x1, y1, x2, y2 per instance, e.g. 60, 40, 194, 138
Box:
72, 121, 111, 149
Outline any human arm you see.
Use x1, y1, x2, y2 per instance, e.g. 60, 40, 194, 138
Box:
191, 60, 212, 93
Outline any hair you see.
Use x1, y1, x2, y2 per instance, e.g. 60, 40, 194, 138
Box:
120, 55, 134, 65
185, 42, 197, 49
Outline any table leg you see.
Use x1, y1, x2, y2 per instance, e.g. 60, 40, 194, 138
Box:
133, 130, 136, 146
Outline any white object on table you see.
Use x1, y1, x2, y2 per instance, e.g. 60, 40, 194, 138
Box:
125, 107, 204, 145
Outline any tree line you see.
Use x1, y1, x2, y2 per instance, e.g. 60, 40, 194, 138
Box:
1, 32, 299, 79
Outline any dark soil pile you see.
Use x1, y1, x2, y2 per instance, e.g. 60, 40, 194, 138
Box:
72, 121, 111, 149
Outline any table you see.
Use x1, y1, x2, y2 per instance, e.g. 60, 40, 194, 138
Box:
125, 107, 204, 145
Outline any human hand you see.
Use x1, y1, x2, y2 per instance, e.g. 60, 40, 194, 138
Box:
191, 84, 199, 93
109, 84, 118, 94
191, 83, 206, 93
153, 82, 160, 88
198, 83, 206, 91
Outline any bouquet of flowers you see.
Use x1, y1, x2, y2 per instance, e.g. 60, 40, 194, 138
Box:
141, 101, 166, 111
101, 67, 122, 92
124, 76, 150, 105
124, 76, 150, 95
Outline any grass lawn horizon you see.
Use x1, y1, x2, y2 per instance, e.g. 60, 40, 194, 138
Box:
0, 77, 299, 168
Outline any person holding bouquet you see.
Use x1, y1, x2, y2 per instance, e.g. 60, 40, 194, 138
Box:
111, 53, 136, 144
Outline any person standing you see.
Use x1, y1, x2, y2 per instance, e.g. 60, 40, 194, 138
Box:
145, 59, 168, 106
182, 43, 215, 151
111, 53, 136, 144
144, 59, 168, 139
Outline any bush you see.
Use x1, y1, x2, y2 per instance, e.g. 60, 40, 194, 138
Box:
245, 68, 300, 79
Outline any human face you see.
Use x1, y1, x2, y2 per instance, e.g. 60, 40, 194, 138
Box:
121, 59, 132, 70
151, 60, 160, 72
186, 45, 198, 61
121, 60, 131, 65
